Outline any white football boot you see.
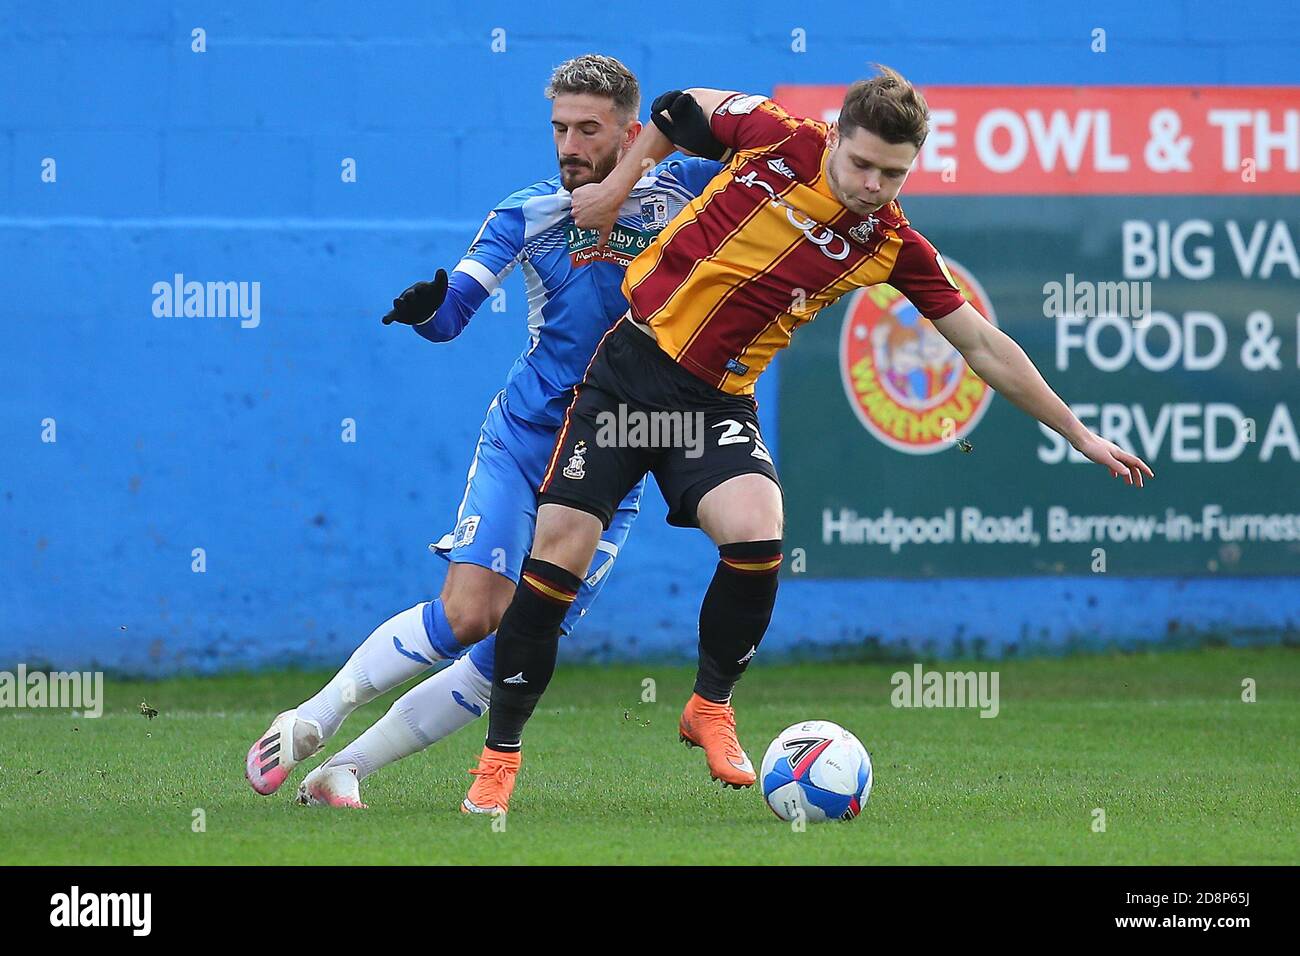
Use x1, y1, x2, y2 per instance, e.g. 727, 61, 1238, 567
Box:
245, 709, 324, 796
296, 762, 368, 809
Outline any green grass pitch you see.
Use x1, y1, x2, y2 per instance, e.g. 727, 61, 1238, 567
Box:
1, 648, 1296, 865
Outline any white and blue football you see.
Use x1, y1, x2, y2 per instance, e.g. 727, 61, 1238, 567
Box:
761, 720, 873, 823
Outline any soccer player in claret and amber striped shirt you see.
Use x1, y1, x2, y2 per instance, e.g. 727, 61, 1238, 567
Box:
619, 84, 969, 396
460, 66, 1154, 816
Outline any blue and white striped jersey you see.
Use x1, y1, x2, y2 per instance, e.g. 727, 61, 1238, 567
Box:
415, 157, 722, 427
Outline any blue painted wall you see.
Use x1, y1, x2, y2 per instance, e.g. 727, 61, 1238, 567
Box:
3, 1, 1298, 672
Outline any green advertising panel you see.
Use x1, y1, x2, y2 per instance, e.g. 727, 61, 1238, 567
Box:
779, 196, 1300, 577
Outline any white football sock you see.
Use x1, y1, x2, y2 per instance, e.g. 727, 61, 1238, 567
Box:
297, 603, 440, 741
325, 652, 492, 780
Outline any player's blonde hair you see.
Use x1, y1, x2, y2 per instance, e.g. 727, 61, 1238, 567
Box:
838, 64, 930, 150
545, 54, 640, 120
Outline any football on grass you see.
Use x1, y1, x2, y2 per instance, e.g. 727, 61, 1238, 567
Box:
761, 720, 873, 823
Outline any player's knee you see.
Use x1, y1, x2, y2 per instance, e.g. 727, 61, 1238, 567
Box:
439, 590, 502, 645
713, 507, 783, 545
531, 503, 603, 577
755, 510, 784, 540
698, 474, 783, 544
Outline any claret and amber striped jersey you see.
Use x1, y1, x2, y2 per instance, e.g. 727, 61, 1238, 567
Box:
623, 93, 967, 395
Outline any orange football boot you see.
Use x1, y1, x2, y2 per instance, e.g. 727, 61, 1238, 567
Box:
462, 747, 521, 814
678, 693, 756, 788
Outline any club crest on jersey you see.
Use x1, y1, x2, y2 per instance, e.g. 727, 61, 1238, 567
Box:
849, 216, 878, 244
839, 257, 996, 455
563, 441, 588, 480
640, 193, 670, 231
452, 514, 481, 548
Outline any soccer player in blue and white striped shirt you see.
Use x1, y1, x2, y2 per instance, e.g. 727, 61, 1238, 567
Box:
245, 54, 720, 808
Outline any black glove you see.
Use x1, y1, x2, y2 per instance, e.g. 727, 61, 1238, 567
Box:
650, 90, 732, 162
382, 269, 449, 326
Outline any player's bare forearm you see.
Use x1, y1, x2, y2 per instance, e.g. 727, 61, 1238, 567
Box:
571, 124, 675, 239
936, 302, 1154, 485
966, 324, 1087, 446
572, 89, 740, 239
616, 122, 677, 192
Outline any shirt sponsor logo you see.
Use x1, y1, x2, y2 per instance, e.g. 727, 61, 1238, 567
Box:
732, 168, 851, 261
566, 223, 654, 267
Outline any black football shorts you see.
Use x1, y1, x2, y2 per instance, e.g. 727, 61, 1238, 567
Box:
539, 318, 781, 529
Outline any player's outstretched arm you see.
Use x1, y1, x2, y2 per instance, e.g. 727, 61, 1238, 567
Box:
935, 302, 1155, 487
379, 265, 501, 343
382, 190, 527, 341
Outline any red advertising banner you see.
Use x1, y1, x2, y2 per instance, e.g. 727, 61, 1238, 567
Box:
773, 85, 1300, 194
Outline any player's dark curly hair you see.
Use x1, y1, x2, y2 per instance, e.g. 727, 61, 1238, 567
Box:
545, 54, 640, 120
838, 64, 929, 150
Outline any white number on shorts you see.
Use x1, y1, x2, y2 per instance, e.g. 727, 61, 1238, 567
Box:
713, 419, 749, 446
714, 419, 772, 463
746, 422, 773, 464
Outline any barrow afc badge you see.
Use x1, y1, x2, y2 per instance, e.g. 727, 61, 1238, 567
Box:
640, 193, 670, 231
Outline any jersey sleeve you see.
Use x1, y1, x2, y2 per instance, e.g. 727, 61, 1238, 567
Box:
887, 227, 968, 320
656, 156, 724, 197
456, 200, 526, 292
413, 196, 526, 343
411, 270, 489, 343
709, 93, 803, 154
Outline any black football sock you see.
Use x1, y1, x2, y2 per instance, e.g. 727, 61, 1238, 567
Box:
694, 539, 782, 703
484, 558, 582, 753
